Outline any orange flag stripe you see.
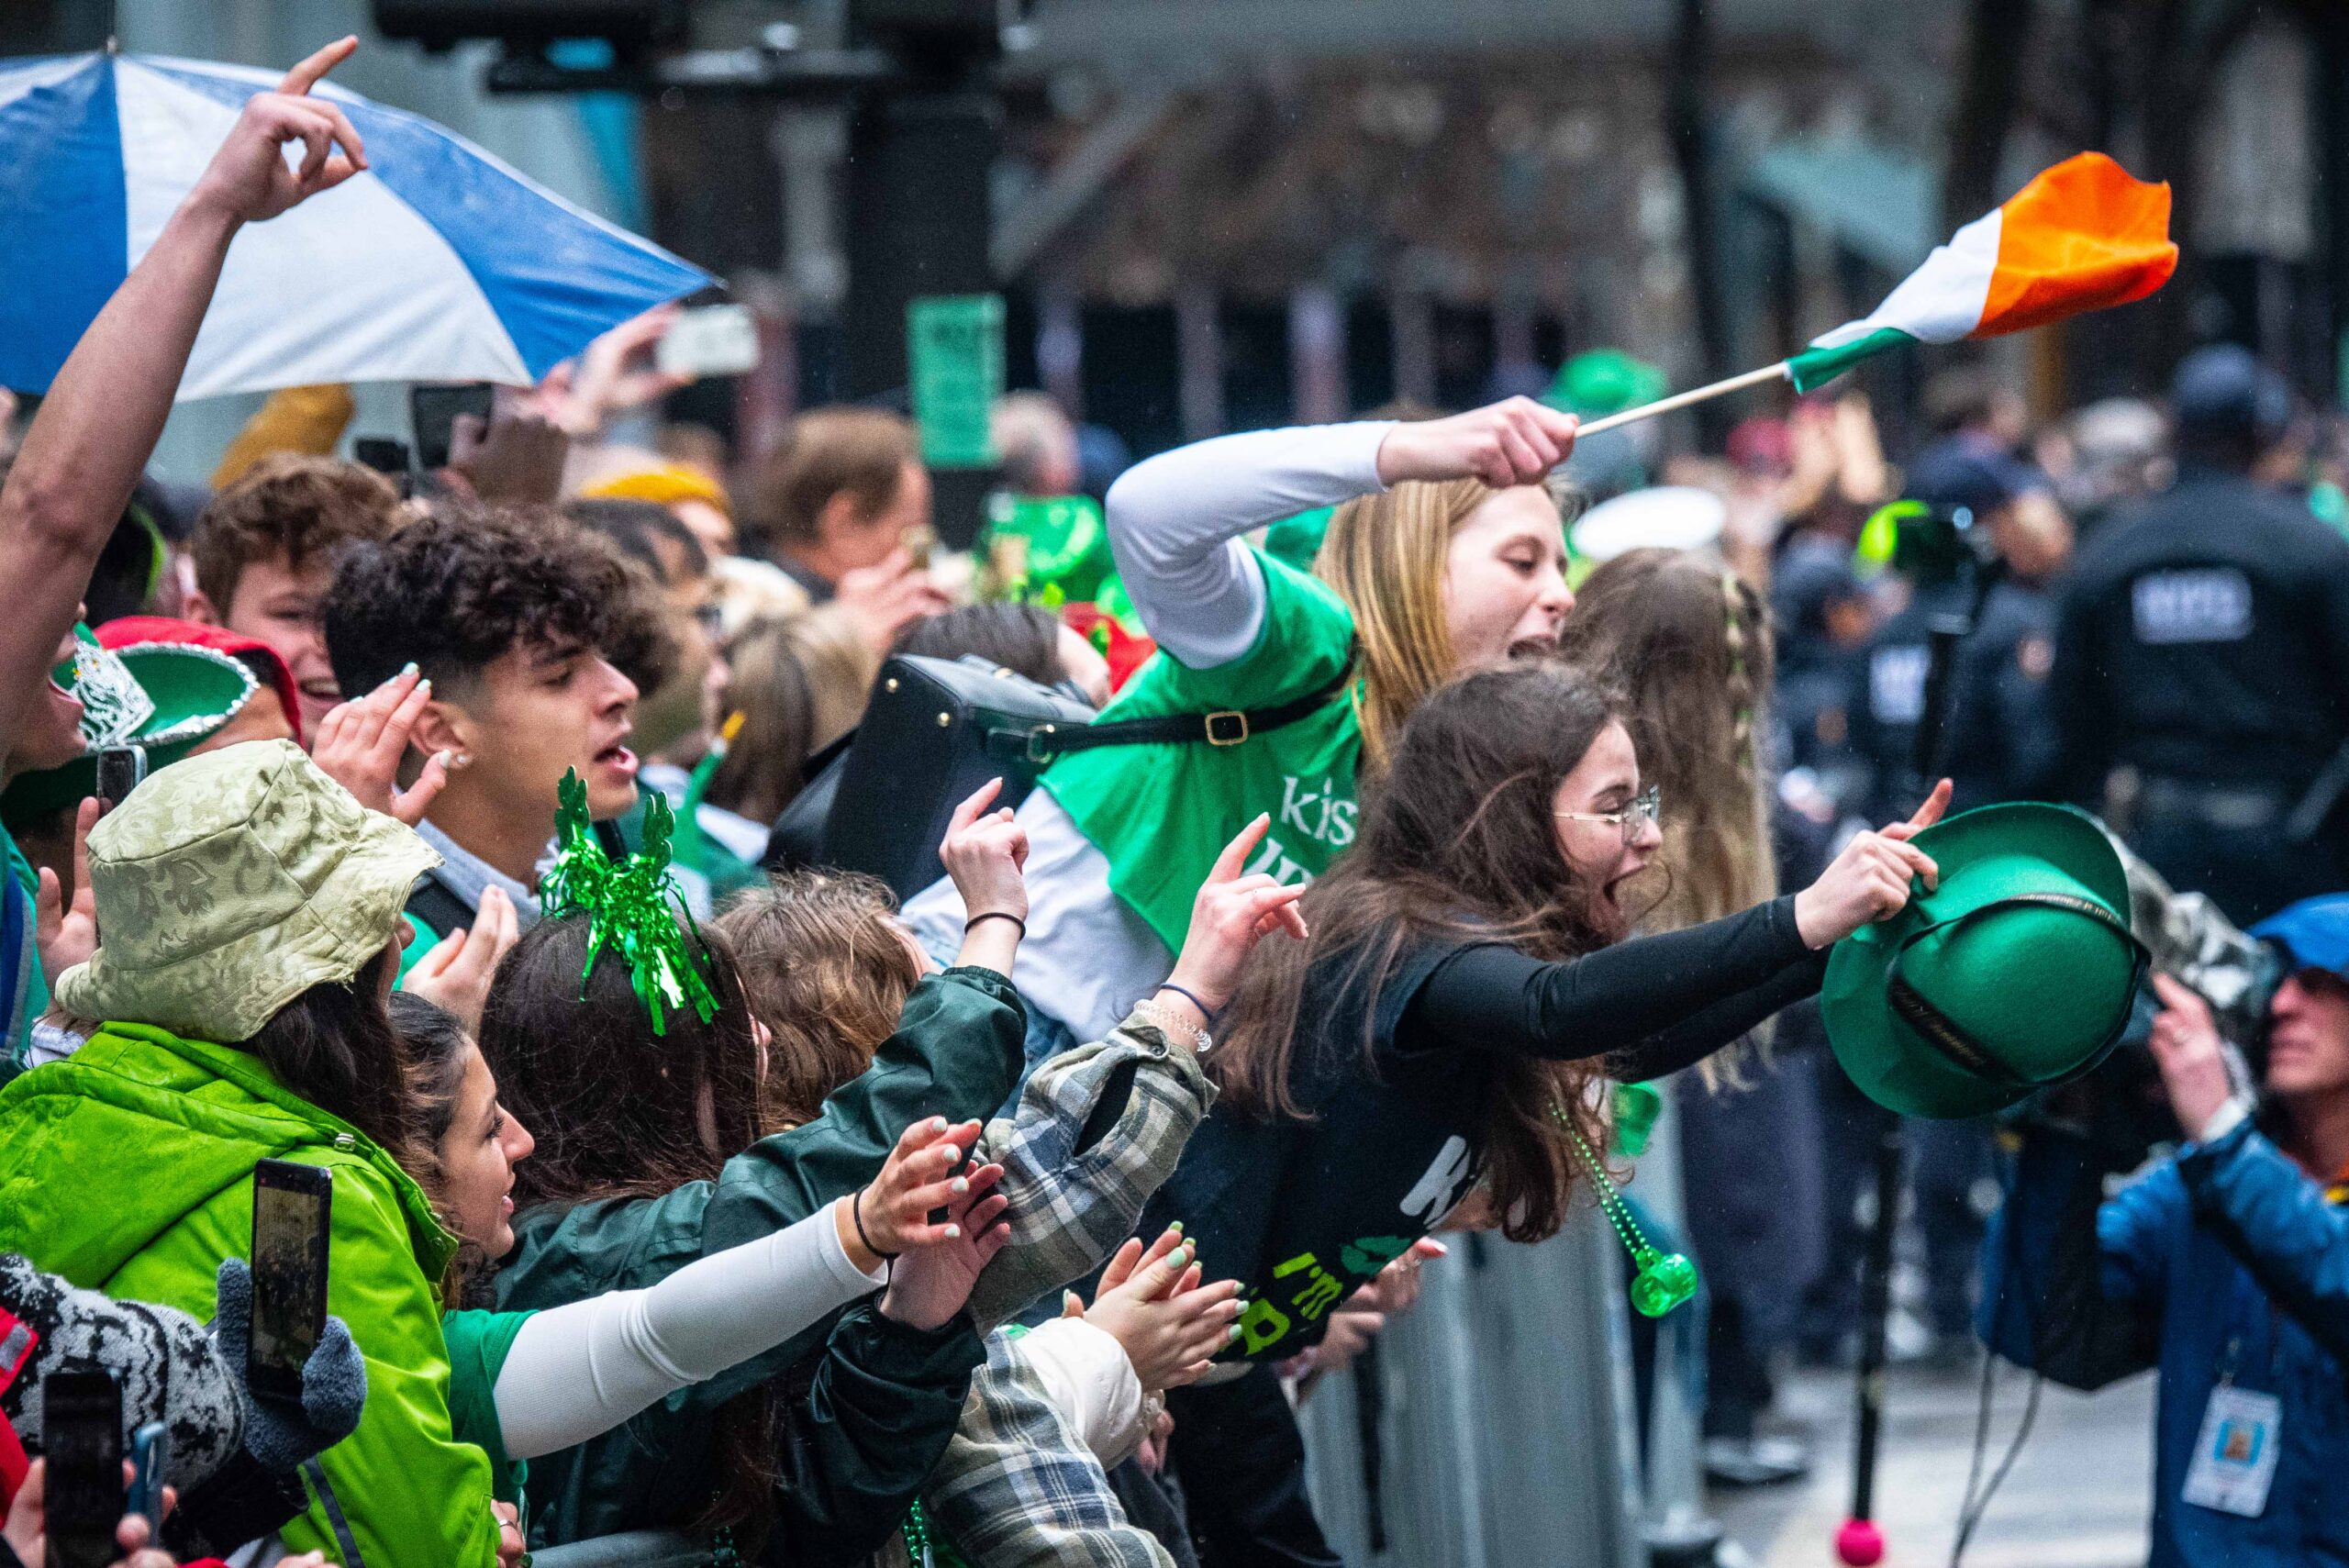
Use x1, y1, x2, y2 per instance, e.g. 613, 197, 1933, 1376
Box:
1977, 151, 2177, 339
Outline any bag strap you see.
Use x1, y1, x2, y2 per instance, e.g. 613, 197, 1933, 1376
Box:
998, 642, 1359, 764
1884, 890, 2145, 1089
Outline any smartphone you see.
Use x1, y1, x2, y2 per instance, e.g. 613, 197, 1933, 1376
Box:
94, 745, 146, 809
40, 1371, 123, 1568
249, 1159, 332, 1406
656, 304, 760, 380
352, 437, 414, 477
126, 1422, 168, 1529
409, 383, 496, 472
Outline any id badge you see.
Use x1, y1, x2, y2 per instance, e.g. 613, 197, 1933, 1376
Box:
2181, 1385, 2282, 1518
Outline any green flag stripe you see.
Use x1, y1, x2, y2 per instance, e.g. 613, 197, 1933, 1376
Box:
1786, 327, 1919, 394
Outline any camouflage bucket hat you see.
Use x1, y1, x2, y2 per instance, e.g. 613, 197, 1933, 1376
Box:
54, 740, 440, 1043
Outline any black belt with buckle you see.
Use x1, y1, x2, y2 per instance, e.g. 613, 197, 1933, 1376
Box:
1003, 642, 1358, 764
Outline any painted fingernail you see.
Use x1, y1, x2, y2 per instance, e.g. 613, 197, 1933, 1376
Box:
1228, 1324, 1243, 1342
417, 678, 430, 694
951, 1177, 969, 1195
932, 1117, 949, 1133
1169, 1222, 1184, 1236
400, 661, 417, 676
944, 1223, 963, 1240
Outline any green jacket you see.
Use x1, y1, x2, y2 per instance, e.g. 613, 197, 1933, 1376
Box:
0, 1024, 500, 1568
495, 965, 1025, 1548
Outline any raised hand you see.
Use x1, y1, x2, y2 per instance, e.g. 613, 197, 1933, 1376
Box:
1374, 395, 1580, 490
310, 664, 455, 828
446, 390, 569, 506
1081, 1226, 1242, 1393
185, 38, 368, 228
879, 1162, 1010, 1331
2147, 973, 2236, 1140
1159, 814, 1309, 1019
555, 306, 694, 438
1793, 779, 1951, 949
843, 1117, 987, 1272
34, 796, 104, 980
399, 885, 519, 1033
943, 777, 1030, 976
834, 548, 951, 654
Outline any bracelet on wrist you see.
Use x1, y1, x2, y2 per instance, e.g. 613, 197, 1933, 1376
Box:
1154, 981, 1222, 1025
1132, 997, 1213, 1056
852, 1188, 900, 1261
965, 910, 1027, 940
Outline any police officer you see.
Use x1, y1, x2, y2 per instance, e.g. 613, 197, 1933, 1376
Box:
2047, 344, 2349, 927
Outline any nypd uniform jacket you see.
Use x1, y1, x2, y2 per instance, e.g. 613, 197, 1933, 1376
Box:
2046, 467, 2349, 803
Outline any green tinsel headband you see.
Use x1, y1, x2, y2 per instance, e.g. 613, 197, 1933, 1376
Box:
539, 769, 721, 1036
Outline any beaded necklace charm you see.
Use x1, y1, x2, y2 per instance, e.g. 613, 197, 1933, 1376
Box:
1551, 1098, 1698, 1318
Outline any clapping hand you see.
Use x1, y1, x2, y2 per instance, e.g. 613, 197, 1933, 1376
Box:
1793, 779, 1951, 949
845, 1117, 989, 1273
1079, 1226, 1243, 1393
879, 1162, 1011, 1331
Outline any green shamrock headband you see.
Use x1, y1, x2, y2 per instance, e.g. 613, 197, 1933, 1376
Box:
539, 769, 721, 1036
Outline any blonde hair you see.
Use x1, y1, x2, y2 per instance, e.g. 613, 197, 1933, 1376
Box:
706, 611, 874, 824
1314, 476, 1490, 769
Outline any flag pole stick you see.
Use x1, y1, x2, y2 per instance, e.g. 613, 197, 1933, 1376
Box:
1573, 361, 1792, 437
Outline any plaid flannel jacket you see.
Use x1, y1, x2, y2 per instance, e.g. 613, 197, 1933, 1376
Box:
964, 1012, 1215, 1332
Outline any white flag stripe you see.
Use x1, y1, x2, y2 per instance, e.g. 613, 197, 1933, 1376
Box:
1809, 205, 2002, 350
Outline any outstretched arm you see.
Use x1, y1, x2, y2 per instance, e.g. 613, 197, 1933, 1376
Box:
0, 38, 366, 753
1104, 397, 1577, 670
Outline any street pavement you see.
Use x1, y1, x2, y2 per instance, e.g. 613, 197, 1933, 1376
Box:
1710, 1362, 2156, 1568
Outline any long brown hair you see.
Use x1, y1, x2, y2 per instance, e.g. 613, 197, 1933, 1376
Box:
1555, 549, 1776, 932
715, 870, 923, 1128
476, 915, 777, 1540
1212, 662, 1625, 1243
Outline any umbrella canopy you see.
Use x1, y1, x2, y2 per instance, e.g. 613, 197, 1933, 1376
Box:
0, 51, 712, 399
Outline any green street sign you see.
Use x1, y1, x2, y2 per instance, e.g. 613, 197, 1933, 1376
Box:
908, 294, 1005, 469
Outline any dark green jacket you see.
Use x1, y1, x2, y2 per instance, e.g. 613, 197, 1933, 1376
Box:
494, 966, 1025, 1551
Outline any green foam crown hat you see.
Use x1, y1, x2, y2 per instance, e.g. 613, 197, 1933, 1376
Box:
2, 629, 258, 824
1821, 802, 2146, 1119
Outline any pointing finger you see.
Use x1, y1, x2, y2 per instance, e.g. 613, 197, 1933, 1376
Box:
278, 35, 356, 96
1209, 815, 1273, 884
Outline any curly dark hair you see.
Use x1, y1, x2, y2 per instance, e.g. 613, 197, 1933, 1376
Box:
322, 503, 673, 698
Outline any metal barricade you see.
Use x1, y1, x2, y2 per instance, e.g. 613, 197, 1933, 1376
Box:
1297, 1207, 1645, 1568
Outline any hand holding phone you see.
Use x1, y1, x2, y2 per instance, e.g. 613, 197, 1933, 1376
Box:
249, 1161, 332, 1407
409, 384, 496, 473
655, 304, 759, 380
94, 746, 146, 811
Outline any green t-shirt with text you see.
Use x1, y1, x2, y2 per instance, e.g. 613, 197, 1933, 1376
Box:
1041, 551, 1362, 950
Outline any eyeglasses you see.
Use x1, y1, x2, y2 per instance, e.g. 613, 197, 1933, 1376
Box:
1554, 784, 1662, 844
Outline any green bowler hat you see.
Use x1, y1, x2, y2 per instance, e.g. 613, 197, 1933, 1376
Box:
1821, 801, 2146, 1119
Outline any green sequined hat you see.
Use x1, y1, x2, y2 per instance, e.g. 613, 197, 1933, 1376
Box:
539, 770, 721, 1036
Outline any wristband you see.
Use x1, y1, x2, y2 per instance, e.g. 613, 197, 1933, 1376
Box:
1154, 982, 1222, 1025
852, 1188, 901, 1261
1133, 998, 1212, 1056
965, 910, 1027, 940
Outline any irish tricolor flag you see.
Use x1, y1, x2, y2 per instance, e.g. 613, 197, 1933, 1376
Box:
1785, 152, 2176, 393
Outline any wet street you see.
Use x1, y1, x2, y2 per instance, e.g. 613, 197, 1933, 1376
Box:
1713, 1363, 2156, 1568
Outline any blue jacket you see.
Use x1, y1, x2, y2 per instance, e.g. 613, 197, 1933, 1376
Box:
1981, 1120, 2349, 1567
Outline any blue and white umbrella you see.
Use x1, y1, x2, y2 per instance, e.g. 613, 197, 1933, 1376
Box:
0, 50, 713, 398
